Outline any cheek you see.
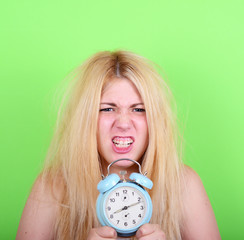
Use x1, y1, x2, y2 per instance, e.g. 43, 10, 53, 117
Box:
97, 116, 113, 141
97, 118, 104, 147
137, 117, 148, 135
134, 117, 149, 145
97, 121, 106, 156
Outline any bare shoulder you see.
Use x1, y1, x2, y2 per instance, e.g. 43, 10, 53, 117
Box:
181, 165, 221, 240
16, 174, 63, 240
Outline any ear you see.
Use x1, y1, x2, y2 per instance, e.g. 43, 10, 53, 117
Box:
129, 173, 153, 189
97, 173, 120, 193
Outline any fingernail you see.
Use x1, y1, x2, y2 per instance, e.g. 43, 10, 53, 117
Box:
136, 229, 142, 238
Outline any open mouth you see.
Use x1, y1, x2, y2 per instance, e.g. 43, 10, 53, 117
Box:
112, 136, 134, 148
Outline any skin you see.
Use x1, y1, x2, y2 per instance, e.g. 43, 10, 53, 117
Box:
16, 78, 221, 240
89, 78, 165, 239
97, 77, 149, 176
16, 177, 59, 240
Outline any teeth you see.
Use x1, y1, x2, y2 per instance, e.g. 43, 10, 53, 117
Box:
112, 137, 133, 148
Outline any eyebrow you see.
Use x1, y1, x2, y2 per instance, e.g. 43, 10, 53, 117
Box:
100, 102, 144, 108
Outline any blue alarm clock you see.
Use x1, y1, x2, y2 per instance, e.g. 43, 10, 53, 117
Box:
96, 158, 153, 237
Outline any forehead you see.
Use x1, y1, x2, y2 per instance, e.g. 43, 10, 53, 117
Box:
101, 78, 142, 102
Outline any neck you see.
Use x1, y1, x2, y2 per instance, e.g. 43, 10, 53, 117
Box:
101, 159, 140, 178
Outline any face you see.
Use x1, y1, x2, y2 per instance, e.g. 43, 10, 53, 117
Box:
97, 78, 149, 173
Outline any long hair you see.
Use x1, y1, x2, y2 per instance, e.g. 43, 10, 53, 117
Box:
42, 50, 183, 239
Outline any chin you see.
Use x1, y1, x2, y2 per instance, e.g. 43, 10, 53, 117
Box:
112, 152, 136, 161
114, 158, 135, 167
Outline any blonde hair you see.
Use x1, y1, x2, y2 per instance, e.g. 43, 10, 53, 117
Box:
43, 50, 183, 239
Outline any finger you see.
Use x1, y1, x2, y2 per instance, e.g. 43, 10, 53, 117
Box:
97, 226, 117, 238
136, 224, 155, 237
136, 224, 164, 238
137, 231, 166, 240
90, 226, 117, 238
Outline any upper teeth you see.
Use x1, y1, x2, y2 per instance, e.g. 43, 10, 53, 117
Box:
112, 137, 133, 147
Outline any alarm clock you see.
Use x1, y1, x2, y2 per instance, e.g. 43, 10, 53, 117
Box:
96, 158, 153, 237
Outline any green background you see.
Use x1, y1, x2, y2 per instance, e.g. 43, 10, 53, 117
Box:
1, 0, 243, 239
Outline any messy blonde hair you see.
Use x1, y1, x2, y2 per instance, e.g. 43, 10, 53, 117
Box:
43, 50, 183, 239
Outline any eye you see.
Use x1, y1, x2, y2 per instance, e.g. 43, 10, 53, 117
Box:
100, 108, 114, 112
133, 108, 145, 112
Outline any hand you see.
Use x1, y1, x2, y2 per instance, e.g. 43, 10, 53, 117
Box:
136, 224, 166, 240
87, 226, 117, 239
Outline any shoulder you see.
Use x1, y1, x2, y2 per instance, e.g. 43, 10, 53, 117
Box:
182, 165, 204, 193
16, 173, 64, 240
181, 165, 221, 240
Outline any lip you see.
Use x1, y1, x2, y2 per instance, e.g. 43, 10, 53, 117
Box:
111, 136, 134, 154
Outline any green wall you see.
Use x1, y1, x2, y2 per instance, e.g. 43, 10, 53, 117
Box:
1, 0, 243, 239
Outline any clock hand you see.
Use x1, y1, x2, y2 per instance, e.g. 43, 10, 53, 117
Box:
127, 201, 141, 209
113, 206, 127, 214
113, 205, 128, 214
113, 202, 141, 214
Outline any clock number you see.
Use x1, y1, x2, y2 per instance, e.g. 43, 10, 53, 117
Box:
110, 198, 115, 203
138, 197, 141, 202
116, 192, 119, 197
138, 214, 142, 218
124, 222, 128, 226
123, 189, 127, 194
140, 205, 144, 210
117, 220, 120, 224
132, 191, 134, 196
133, 219, 136, 224
110, 214, 114, 219
107, 206, 111, 211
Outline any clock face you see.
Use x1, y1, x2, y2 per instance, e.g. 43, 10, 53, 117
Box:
105, 186, 147, 230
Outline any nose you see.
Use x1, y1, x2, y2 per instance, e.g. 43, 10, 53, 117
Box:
114, 111, 132, 131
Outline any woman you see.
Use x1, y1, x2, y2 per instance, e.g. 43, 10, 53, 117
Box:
16, 51, 221, 239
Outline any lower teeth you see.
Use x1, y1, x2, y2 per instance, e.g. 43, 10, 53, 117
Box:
115, 143, 131, 148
